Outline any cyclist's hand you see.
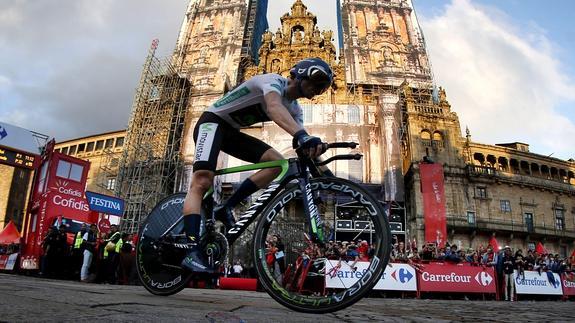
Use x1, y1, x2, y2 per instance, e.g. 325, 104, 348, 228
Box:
293, 130, 326, 158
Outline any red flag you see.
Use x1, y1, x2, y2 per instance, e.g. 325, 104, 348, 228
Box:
488, 236, 500, 251
535, 242, 548, 255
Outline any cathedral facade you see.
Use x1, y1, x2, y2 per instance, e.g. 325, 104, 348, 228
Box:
168, 0, 575, 254
59, 0, 574, 254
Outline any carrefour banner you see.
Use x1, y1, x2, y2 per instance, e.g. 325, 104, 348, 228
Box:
562, 272, 575, 296
514, 270, 562, 295
325, 260, 417, 291
417, 263, 496, 294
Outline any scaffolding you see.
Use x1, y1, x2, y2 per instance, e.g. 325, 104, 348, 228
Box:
116, 40, 191, 234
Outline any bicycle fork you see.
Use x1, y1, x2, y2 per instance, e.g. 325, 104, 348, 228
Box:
298, 176, 325, 245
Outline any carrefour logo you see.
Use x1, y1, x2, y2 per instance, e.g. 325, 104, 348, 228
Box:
51, 179, 82, 197
474, 271, 494, 286
391, 268, 413, 283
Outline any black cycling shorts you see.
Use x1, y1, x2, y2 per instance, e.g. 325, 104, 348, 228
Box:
193, 112, 272, 172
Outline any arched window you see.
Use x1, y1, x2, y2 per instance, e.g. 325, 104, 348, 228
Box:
348, 106, 360, 124
420, 130, 431, 140
432, 132, 443, 141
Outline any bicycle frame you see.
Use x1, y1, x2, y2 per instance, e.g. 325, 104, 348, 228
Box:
159, 143, 359, 247
208, 156, 318, 246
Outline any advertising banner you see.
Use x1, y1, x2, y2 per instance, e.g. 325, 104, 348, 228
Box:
562, 273, 575, 296
420, 163, 447, 247
514, 270, 562, 295
5, 253, 17, 270
325, 260, 417, 291
85, 191, 125, 216
0, 122, 41, 155
417, 263, 496, 294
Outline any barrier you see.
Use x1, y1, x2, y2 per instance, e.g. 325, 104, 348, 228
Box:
514, 270, 562, 295
219, 277, 258, 291
562, 273, 575, 297
324, 260, 417, 291
417, 263, 496, 294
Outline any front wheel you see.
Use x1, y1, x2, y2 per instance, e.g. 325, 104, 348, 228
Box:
253, 177, 391, 313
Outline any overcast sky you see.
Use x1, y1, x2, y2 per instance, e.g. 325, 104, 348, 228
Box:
1, 0, 573, 160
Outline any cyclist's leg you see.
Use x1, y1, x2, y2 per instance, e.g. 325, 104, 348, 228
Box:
181, 113, 226, 273
219, 132, 282, 212
182, 170, 214, 238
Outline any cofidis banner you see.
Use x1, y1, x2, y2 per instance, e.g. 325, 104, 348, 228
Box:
514, 270, 562, 295
417, 263, 496, 294
324, 261, 417, 291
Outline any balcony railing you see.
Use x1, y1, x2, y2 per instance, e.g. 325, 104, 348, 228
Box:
465, 165, 574, 193
446, 216, 575, 239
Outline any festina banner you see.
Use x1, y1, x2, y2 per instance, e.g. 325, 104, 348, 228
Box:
514, 270, 563, 295
85, 191, 124, 216
325, 260, 417, 291
417, 263, 496, 294
562, 272, 575, 296
420, 163, 447, 247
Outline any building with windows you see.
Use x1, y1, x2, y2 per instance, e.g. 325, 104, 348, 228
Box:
54, 0, 574, 255
54, 130, 126, 195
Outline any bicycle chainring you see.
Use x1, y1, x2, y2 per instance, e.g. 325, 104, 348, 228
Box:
199, 231, 229, 269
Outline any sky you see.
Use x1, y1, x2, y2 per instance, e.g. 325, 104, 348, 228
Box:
0, 0, 573, 160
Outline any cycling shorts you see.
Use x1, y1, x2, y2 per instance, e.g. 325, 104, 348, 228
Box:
193, 112, 272, 172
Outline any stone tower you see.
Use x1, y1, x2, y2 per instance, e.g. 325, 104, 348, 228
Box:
172, 0, 252, 169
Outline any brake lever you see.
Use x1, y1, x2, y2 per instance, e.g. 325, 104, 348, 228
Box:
316, 154, 363, 166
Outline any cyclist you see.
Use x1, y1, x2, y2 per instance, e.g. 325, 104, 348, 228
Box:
181, 58, 334, 273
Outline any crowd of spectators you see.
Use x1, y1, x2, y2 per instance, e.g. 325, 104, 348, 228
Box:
40, 223, 137, 285
389, 239, 574, 276
387, 239, 574, 301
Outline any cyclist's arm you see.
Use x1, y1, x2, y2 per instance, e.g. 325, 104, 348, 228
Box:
264, 92, 304, 136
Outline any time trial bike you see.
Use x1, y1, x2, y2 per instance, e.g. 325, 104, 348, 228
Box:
136, 142, 391, 313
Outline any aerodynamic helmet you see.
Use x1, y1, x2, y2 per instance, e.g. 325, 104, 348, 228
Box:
289, 58, 334, 94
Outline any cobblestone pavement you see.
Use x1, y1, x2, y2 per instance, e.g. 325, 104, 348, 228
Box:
0, 273, 573, 322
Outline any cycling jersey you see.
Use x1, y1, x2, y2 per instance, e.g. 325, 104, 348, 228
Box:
206, 73, 303, 129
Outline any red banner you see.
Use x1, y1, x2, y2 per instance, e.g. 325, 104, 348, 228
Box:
562, 272, 575, 296
417, 263, 497, 294
420, 163, 447, 247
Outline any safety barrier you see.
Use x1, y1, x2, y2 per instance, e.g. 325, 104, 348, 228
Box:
322, 261, 573, 299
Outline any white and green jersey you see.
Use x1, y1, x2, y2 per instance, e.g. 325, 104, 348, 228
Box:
207, 73, 303, 128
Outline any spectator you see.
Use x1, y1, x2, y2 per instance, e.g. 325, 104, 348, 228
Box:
445, 245, 461, 263
436, 246, 446, 261
346, 241, 360, 271
525, 249, 535, 270
501, 247, 515, 301
482, 246, 497, 266
394, 242, 408, 263
72, 223, 88, 280
272, 234, 286, 282
515, 249, 526, 279
41, 227, 60, 277
118, 233, 134, 285
232, 261, 243, 278
81, 224, 98, 282
421, 243, 435, 261
102, 225, 122, 284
